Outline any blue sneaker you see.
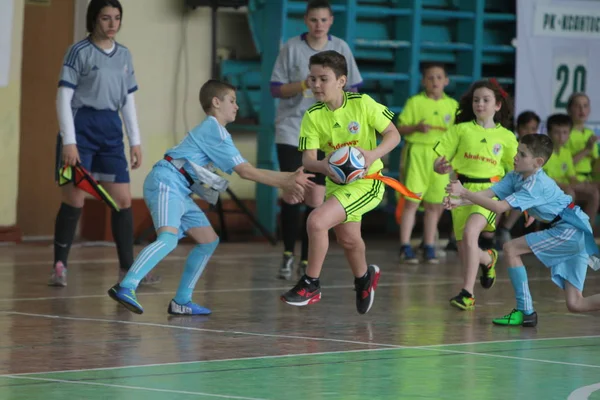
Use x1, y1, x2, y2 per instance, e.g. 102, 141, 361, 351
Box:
108, 284, 143, 314
423, 245, 439, 264
399, 244, 418, 264
168, 300, 212, 315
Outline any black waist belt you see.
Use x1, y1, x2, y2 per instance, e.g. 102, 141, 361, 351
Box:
550, 202, 575, 225
164, 155, 194, 186
457, 174, 497, 184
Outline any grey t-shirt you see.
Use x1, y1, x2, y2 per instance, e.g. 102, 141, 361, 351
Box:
58, 38, 138, 111
270, 34, 362, 147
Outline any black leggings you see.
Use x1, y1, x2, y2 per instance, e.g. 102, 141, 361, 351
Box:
276, 144, 325, 260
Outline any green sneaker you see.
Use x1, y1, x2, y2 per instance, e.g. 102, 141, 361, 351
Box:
480, 249, 498, 289
450, 290, 475, 310
492, 309, 538, 327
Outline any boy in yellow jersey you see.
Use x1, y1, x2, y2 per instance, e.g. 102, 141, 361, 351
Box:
397, 62, 458, 264
280, 50, 401, 314
565, 93, 599, 183
433, 79, 518, 310
544, 113, 599, 222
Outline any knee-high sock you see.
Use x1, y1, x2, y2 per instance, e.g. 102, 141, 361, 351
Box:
280, 202, 300, 254
173, 238, 219, 304
508, 266, 534, 314
54, 203, 82, 267
120, 232, 178, 290
111, 207, 134, 271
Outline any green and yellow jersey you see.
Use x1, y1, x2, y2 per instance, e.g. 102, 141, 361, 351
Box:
565, 127, 598, 177
543, 147, 576, 184
433, 121, 518, 178
398, 92, 458, 145
299, 91, 394, 177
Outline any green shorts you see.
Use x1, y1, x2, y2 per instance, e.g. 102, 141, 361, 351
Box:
451, 182, 496, 241
401, 142, 449, 204
326, 177, 385, 223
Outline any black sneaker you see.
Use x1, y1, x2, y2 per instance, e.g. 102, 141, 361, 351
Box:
480, 249, 498, 289
281, 276, 321, 306
278, 252, 294, 280
355, 265, 381, 314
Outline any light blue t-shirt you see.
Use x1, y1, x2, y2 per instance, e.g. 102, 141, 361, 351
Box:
58, 38, 138, 111
491, 169, 573, 222
165, 116, 247, 179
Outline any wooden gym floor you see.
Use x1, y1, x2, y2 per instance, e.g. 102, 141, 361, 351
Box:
0, 239, 599, 399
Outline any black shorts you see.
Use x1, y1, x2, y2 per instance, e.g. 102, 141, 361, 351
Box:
276, 143, 326, 186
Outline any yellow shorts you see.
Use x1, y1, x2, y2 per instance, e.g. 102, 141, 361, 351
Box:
401, 142, 449, 204
451, 182, 496, 241
326, 177, 385, 223
576, 172, 592, 182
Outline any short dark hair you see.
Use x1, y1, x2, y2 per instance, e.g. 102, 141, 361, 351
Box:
199, 79, 236, 113
516, 111, 541, 129
546, 113, 573, 133
306, 0, 332, 15
87, 0, 123, 34
420, 62, 446, 76
309, 50, 347, 79
520, 133, 554, 164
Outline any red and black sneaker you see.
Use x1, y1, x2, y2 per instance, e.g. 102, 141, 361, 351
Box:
355, 265, 381, 314
281, 276, 321, 306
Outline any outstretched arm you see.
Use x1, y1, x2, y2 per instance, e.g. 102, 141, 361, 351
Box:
446, 180, 511, 214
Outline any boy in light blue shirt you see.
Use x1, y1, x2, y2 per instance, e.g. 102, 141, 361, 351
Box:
108, 79, 314, 315
446, 134, 600, 327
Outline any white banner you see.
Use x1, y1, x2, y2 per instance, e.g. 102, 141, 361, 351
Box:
516, 0, 600, 134
0, 0, 14, 87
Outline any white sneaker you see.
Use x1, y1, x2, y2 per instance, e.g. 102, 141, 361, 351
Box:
48, 261, 67, 287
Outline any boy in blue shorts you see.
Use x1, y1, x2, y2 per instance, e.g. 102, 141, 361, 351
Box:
108, 79, 314, 315
446, 134, 600, 326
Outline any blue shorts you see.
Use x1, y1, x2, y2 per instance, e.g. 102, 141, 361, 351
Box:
526, 221, 588, 291
57, 107, 130, 183
144, 161, 210, 238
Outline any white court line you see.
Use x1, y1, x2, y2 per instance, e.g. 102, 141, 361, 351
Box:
0, 274, 576, 303
568, 382, 600, 400
3, 311, 600, 378
0, 280, 462, 303
2, 311, 400, 349
0, 375, 266, 400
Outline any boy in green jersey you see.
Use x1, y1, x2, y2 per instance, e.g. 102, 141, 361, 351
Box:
397, 62, 459, 264
544, 113, 599, 222
280, 50, 401, 314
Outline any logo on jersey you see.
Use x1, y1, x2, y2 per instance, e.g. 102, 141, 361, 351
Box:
562, 162, 568, 172
492, 143, 502, 155
444, 114, 452, 124
333, 122, 341, 128
347, 121, 360, 134
92, 65, 99, 71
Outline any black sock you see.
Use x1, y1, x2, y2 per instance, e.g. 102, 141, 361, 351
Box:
478, 236, 494, 250
300, 206, 314, 261
280, 201, 300, 254
355, 271, 369, 286
303, 274, 320, 286
111, 207, 134, 271
54, 203, 82, 267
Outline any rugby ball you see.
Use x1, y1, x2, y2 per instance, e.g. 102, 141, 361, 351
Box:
328, 146, 367, 184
